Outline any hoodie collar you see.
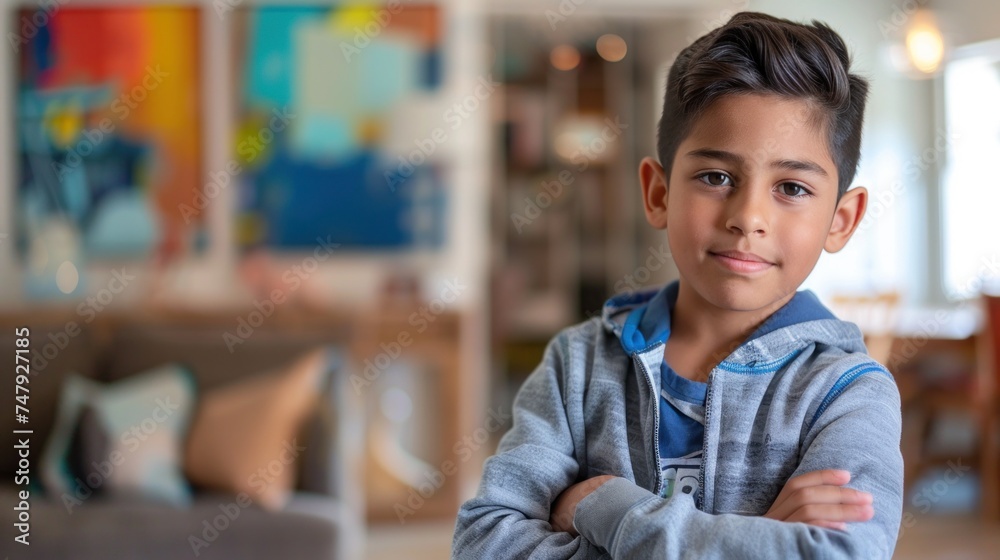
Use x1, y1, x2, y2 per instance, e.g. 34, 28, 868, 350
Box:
603, 280, 863, 362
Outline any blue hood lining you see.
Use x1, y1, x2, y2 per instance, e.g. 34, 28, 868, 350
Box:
612, 281, 839, 358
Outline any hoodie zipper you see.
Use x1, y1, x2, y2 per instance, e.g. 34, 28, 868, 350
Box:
635, 343, 716, 509
696, 371, 715, 512
634, 352, 663, 498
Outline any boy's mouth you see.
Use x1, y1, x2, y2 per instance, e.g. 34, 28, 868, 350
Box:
708, 250, 775, 274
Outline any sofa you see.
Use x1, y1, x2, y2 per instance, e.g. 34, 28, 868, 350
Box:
0, 309, 364, 560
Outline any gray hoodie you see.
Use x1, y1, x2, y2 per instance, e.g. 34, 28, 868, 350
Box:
452, 284, 904, 559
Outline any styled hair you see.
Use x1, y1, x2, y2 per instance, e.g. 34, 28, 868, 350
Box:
656, 12, 869, 197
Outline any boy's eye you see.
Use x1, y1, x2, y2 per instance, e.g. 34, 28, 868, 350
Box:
778, 182, 810, 197
698, 172, 732, 187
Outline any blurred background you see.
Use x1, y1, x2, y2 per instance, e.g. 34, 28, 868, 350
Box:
0, 0, 998, 558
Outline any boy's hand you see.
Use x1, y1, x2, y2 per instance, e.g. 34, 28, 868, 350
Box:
550, 475, 617, 535
764, 469, 874, 531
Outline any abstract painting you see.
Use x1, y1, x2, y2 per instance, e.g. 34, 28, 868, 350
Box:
233, 4, 447, 251
15, 7, 201, 296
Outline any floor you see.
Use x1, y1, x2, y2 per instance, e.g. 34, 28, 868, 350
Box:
366, 520, 454, 560
365, 514, 1000, 560
892, 514, 1000, 559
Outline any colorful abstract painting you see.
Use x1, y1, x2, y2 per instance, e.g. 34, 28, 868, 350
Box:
234, 4, 447, 251
15, 7, 201, 295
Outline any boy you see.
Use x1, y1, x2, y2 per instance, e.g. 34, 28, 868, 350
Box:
453, 11, 903, 560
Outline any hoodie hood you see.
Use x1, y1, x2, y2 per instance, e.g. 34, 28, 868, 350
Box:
601, 280, 867, 369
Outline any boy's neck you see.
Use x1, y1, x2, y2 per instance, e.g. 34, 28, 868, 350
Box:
667, 280, 795, 380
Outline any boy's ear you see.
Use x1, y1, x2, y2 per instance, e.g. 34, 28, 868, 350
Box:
639, 156, 669, 230
824, 186, 868, 253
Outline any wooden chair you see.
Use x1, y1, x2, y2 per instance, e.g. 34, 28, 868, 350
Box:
894, 294, 997, 516
978, 294, 1000, 520
828, 292, 901, 365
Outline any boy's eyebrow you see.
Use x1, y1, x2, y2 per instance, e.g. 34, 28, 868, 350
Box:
771, 158, 829, 177
686, 149, 745, 167
686, 149, 829, 177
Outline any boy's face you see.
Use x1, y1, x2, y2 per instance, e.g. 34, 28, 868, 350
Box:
640, 94, 867, 313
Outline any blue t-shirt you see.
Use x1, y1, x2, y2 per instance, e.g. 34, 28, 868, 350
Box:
626, 280, 835, 499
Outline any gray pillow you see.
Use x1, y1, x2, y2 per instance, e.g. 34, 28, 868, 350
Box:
40, 364, 197, 509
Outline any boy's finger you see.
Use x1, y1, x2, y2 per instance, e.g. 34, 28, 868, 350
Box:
769, 470, 852, 513
768, 486, 872, 520
785, 470, 851, 493
808, 520, 848, 532
791, 485, 873, 506
787, 503, 875, 524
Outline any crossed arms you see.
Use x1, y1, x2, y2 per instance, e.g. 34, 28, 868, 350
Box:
452, 338, 904, 559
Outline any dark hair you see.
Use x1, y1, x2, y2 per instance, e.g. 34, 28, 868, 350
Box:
656, 12, 869, 198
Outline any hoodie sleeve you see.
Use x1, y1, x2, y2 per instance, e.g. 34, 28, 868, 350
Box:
573, 368, 904, 560
452, 331, 610, 559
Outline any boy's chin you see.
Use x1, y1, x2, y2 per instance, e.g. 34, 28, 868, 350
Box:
693, 276, 793, 313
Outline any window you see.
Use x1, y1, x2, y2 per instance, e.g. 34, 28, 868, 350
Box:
942, 40, 1000, 300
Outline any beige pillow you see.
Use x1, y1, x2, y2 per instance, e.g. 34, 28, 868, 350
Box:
184, 349, 327, 510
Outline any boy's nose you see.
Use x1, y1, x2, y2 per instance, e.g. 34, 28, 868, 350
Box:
724, 186, 770, 237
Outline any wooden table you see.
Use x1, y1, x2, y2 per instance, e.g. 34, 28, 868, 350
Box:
887, 312, 996, 520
